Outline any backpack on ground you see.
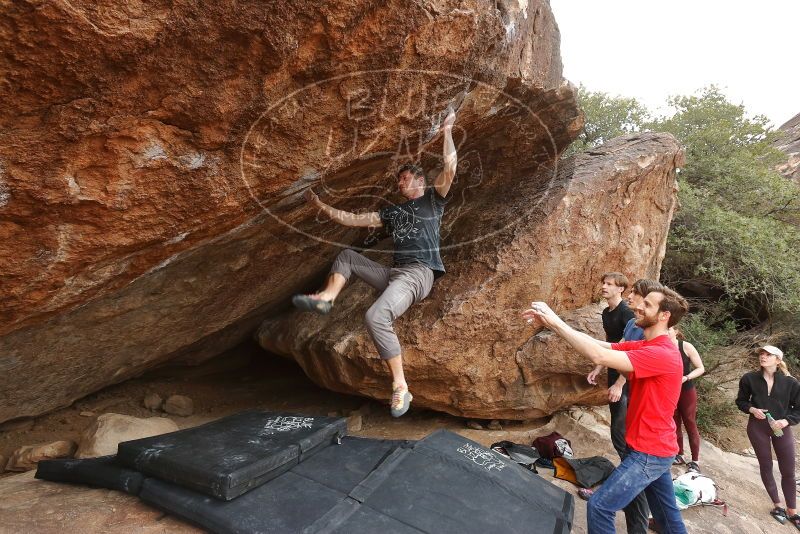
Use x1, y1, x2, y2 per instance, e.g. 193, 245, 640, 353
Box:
673, 472, 727, 515
553, 456, 616, 488
490, 440, 540, 473
532, 432, 574, 459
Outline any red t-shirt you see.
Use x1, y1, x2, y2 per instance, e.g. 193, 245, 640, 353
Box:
611, 335, 683, 457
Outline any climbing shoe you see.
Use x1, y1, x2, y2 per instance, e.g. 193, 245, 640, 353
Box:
390, 386, 412, 418
292, 294, 333, 315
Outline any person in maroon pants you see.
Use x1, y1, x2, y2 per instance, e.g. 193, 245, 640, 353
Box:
736, 345, 800, 528
669, 327, 704, 472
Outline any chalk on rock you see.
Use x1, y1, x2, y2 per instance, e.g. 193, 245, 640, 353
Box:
164, 395, 193, 417
76, 413, 178, 458
143, 393, 163, 412
5, 440, 77, 472
79, 411, 96, 418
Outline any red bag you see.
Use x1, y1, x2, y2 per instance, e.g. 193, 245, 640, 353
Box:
533, 432, 574, 459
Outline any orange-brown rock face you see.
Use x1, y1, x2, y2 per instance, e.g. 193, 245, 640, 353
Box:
0, 1, 580, 422
259, 133, 684, 419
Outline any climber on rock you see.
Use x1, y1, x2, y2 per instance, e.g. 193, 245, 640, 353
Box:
291, 108, 457, 418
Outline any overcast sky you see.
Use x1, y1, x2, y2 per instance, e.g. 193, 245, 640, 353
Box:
550, 0, 799, 128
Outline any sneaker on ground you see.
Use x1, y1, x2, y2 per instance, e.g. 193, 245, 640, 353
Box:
390, 386, 412, 418
577, 488, 594, 501
686, 461, 700, 472
771, 506, 788, 524
672, 454, 686, 465
788, 513, 800, 530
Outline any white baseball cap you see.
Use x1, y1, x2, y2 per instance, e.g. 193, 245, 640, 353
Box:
760, 345, 784, 360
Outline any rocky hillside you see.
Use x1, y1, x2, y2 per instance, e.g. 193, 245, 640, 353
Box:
775, 112, 800, 181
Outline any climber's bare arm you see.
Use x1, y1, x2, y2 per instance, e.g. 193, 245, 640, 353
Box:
433, 108, 457, 198
304, 189, 382, 228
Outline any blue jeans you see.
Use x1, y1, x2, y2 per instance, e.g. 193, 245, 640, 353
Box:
587, 449, 686, 534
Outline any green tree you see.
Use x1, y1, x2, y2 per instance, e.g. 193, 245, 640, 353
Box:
565, 85, 649, 155
651, 86, 800, 317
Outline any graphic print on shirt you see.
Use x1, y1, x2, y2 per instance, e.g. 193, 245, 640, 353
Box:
385, 202, 421, 244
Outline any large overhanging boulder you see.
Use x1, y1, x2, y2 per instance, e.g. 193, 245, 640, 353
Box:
258, 133, 684, 419
0, 1, 580, 423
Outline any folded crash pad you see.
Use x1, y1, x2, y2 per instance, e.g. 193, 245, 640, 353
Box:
139, 436, 411, 533
34, 455, 145, 495
117, 411, 347, 500
139, 431, 573, 534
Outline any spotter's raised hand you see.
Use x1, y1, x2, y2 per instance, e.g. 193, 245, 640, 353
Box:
522, 301, 558, 328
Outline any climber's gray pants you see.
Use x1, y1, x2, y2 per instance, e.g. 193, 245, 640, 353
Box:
330, 249, 434, 359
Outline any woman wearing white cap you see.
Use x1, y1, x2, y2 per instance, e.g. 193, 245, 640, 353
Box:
736, 345, 800, 527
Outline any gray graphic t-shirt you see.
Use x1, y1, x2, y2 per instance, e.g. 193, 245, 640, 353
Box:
379, 187, 447, 277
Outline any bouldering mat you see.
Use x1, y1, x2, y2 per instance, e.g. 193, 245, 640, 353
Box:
34, 455, 145, 495
312, 430, 573, 534
117, 411, 347, 500
139, 437, 411, 533
139, 431, 573, 533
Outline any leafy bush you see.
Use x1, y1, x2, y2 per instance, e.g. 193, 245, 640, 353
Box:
653, 87, 800, 317
678, 313, 735, 357
567, 85, 800, 320
694, 378, 739, 436
565, 85, 649, 156
666, 181, 800, 314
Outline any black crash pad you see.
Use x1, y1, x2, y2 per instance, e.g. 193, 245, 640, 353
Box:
117, 411, 347, 500
139, 432, 573, 534
34, 455, 145, 495
338, 429, 574, 534
139, 437, 411, 533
